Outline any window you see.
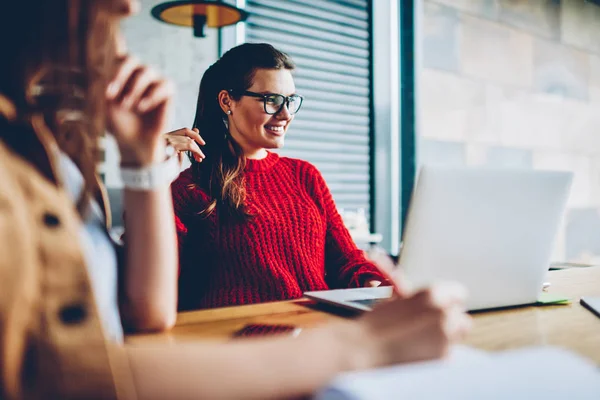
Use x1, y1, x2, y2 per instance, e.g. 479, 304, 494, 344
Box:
237, 0, 374, 224
417, 0, 600, 264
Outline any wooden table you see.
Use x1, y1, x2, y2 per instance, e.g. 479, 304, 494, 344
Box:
128, 267, 600, 363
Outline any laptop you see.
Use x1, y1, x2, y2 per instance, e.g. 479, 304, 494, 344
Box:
305, 166, 573, 312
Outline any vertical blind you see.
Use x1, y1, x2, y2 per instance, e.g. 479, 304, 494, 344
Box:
243, 0, 373, 221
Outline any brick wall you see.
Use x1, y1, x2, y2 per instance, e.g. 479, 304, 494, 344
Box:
419, 0, 600, 263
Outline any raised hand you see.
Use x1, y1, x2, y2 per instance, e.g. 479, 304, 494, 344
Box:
343, 282, 471, 369
164, 127, 206, 163
106, 54, 174, 167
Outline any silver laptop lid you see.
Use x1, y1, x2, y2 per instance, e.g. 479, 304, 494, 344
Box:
399, 166, 572, 310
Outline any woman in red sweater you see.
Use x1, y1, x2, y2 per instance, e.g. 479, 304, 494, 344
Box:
168, 43, 388, 310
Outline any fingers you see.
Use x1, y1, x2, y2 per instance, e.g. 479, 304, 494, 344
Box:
107, 56, 140, 100
122, 67, 158, 109
366, 247, 409, 297
107, 56, 173, 114
414, 282, 468, 310
165, 128, 206, 146
415, 308, 472, 361
164, 127, 206, 162
165, 128, 190, 136
137, 80, 174, 113
166, 135, 205, 162
373, 282, 468, 317
425, 304, 472, 359
364, 281, 470, 356
443, 306, 472, 343
406, 282, 471, 346
187, 128, 206, 145
392, 283, 468, 335
106, 0, 141, 16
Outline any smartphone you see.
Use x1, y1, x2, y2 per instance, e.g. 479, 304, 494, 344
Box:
580, 297, 600, 319
232, 324, 299, 338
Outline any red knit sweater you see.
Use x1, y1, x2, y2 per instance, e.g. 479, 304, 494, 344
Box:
171, 151, 386, 310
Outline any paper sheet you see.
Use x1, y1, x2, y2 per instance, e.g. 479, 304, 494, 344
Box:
315, 346, 600, 400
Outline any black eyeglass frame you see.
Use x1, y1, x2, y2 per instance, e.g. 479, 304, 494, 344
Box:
230, 90, 304, 115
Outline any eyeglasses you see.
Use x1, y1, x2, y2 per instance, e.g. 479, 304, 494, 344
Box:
232, 90, 304, 115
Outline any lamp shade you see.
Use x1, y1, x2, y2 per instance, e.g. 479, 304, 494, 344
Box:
151, 1, 249, 38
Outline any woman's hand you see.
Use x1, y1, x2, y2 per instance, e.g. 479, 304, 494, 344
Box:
106, 54, 175, 167
164, 128, 206, 163
340, 282, 471, 369
364, 247, 404, 291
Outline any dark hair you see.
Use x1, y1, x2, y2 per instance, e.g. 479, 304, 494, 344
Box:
0, 1, 117, 213
191, 43, 295, 220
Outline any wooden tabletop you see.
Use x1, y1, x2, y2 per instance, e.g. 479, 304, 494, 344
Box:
128, 267, 600, 363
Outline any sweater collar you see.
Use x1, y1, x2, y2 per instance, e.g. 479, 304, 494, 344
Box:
245, 151, 279, 172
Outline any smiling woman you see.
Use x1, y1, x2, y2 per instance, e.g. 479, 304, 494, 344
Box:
166, 43, 390, 311
223, 67, 298, 160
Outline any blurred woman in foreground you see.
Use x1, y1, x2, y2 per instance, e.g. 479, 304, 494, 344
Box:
0, 1, 470, 398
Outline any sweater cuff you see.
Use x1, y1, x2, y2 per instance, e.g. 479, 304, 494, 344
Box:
349, 270, 390, 288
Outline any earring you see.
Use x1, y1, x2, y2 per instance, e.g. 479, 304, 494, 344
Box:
226, 110, 231, 115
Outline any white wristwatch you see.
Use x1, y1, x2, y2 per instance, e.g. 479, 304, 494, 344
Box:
120, 146, 180, 190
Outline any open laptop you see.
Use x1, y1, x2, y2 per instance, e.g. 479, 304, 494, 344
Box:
305, 166, 573, 312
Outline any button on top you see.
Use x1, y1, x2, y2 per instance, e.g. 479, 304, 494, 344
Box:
58, 303, 87, 325
43, 212, 60, 227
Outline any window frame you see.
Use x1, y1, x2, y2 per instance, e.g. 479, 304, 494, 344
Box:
219, 0, 417, 255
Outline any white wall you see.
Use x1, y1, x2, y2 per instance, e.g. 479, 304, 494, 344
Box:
103, 0, 219, 188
